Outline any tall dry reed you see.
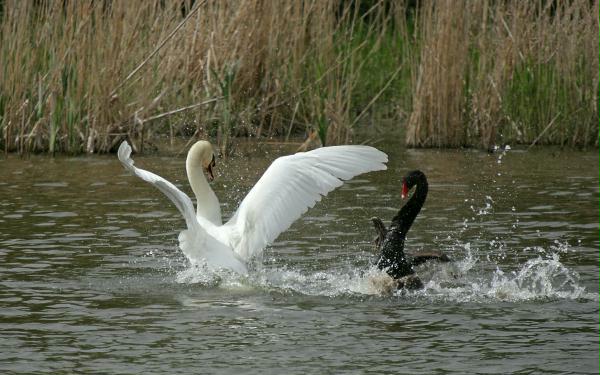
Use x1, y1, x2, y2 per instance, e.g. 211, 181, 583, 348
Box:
406, 0, 599, 148
0, 0, 597, 154
0, 0, 405, 154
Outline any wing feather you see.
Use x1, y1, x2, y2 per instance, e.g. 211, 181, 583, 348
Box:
118, 141, 248, 273
225, 145, 388, 260
118, 141, 198, 232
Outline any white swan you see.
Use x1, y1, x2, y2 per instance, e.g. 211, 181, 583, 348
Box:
118, 140, 387, 274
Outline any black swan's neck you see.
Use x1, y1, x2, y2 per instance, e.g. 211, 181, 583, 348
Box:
391, 172, 428, 238
375, 170, 429, 281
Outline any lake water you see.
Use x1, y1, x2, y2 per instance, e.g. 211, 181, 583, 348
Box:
1, 140, 598, 374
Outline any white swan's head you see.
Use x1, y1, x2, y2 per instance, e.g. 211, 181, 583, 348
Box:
187, 140, 217, 181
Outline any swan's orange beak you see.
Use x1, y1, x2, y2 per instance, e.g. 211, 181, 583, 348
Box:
401, 180, 409, 199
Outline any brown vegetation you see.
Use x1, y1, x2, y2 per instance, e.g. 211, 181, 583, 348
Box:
407, 0, 599, 148
0, 0, 597, 155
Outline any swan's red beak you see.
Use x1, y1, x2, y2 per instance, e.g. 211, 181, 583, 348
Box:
401, 180, 409, 199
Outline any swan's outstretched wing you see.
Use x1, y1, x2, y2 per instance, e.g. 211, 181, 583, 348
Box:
118, 141, 248, 274
225, 145, 388, 260
118, 141, 198, 231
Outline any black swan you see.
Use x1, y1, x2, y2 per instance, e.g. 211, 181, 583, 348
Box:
371, 170, 450, 289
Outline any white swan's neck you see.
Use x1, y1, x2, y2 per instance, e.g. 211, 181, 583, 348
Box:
186, 154, 222, 225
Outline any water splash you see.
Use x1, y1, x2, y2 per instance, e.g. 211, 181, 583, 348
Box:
175, 260, 226, 286
173, 243, 597, 302
490, 253, 585, 300
469, 195, 495, 216
495, 144, 511, 164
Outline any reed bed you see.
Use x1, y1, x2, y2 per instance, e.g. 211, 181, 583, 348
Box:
407, 0, 599, 148
0, 0, 597, 154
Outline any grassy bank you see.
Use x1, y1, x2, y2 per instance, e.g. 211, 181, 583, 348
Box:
0, 0, 597, 155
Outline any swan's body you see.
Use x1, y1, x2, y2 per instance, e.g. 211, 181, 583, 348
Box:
118, 140, 387, 274
372, 170, 450, 289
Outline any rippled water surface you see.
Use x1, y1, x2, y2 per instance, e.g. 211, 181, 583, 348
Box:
1, 141, 598, 374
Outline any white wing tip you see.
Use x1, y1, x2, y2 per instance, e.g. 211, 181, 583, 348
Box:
118, 141, 134, 169
366, 146, 388, 162
370, 147, 388, 170
358, 146, 388, 171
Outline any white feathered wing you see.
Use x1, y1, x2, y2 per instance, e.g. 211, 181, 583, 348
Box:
118, 142, 248, 273
118, 141, 387, 274
220, 145, 388, 260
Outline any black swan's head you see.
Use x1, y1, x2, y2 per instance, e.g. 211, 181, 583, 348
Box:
402, 170, 427, 199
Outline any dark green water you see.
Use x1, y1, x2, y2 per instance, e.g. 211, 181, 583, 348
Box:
1, 141, 598, 374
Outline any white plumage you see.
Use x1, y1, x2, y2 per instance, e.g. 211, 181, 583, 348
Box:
118, 140, 387, 274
